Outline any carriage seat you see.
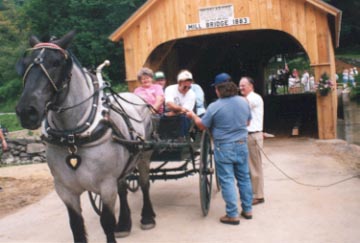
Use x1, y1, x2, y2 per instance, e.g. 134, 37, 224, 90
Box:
157, 114, 191, 140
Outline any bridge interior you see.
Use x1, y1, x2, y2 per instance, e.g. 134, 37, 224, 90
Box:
148, 29, 318, 137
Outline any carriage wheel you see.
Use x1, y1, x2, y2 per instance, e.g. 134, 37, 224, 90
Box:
199, 130, 214, 216
88, 191, 102, 216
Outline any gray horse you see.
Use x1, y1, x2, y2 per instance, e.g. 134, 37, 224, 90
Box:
15, 31, 155, 243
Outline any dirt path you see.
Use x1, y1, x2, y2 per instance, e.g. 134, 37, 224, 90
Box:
0, 138, 360, 243
0, 163, 53, 218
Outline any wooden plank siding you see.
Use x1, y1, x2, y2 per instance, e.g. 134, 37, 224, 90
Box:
116, 0, 339, 79
110, 0, 341, 139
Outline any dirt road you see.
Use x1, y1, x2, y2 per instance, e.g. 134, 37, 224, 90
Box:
1, 137, 360, 243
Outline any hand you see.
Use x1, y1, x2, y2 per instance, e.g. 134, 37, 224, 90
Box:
2, 141, 8, 152
186, 110, 195, 119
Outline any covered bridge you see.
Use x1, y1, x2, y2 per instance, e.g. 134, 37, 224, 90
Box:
109, 0, 342, 139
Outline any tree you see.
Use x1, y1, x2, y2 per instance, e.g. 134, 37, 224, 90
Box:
0, 0, 27, 104
325, 0, 360, 48
19, 0, 147, 83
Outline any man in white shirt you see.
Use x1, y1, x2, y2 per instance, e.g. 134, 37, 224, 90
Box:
239, 76, 265, 205
163, 70, 196, 138
164, 70, 196, 115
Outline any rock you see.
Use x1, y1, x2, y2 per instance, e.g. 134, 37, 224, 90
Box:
32, 156, 43, 162
27, 143, 46, 154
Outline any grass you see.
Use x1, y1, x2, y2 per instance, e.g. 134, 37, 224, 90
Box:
0, 113, 22, 132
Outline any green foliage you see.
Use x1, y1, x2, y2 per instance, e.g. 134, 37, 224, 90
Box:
350, 85, 360, 101
326, 0, 360, 49
0, 113, 22, 131
0, 0, 147, 119
316, 73, 334, 96
0, 0, 28, 103
19, 0, 147, 85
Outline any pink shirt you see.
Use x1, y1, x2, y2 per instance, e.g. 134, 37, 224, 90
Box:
134, 84, 164, 113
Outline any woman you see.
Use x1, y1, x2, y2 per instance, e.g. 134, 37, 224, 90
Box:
134, 67, 164, 113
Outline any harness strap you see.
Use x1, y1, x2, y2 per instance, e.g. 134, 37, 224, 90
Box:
32, 43, 68, 59
42, 120, 110, 146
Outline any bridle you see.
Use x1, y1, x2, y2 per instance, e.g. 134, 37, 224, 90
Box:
22, 43, 71, 93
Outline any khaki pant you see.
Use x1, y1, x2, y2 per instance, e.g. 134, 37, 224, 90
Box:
248, 132, 264, 199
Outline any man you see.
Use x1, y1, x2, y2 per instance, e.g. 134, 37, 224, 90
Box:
187, 73, 253, 225
164, 70, 196, 138
154, 71, 167, 89
164, 70, 196, 116
191, 82, 206, 116
239, 76, 265, 205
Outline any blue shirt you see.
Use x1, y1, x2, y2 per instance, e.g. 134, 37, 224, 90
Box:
201, 96, 251, 143
191, 84, 206, 116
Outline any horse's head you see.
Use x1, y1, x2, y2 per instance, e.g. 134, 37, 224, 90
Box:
15, 31, 76, 129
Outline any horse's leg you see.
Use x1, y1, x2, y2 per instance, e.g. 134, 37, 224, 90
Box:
99, 181, 118, 243
137, 156, 156, 230
55, 184, 87, 243
114, 178, 132, 238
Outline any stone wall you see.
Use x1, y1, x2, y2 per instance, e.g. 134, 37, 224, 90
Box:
1, 138, 46, 165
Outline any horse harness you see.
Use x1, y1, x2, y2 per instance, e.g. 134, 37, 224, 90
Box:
26, 43, 151, 172
43, 75, 150, 172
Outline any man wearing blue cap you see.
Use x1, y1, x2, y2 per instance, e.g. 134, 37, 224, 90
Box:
186, 73, 253, 225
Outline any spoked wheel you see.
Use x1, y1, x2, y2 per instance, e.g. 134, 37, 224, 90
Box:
88, 191, 102, 216
199, 130, 214, 216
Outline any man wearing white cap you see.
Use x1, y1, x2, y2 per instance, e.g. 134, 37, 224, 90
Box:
164, 70, 196, 116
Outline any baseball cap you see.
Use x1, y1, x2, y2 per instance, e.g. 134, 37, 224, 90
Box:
154, 71, 165, 80
177, 70, 193, 82
211, 73, 231, 86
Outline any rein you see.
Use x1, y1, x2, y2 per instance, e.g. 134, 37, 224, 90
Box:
108, 87, 158, 122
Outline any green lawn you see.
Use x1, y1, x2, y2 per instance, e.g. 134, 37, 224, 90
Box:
0, 113, 22, 132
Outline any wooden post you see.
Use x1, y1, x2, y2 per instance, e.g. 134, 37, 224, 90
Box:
312, 63, 337, 139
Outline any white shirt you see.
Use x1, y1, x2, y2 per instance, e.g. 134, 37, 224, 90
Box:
164, 84, 196, 111
246, 91, 264, 132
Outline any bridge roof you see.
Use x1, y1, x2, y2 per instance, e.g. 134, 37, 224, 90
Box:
109, 0, 342, 47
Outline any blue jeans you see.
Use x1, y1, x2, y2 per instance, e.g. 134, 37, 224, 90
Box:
214, 140, 253, 217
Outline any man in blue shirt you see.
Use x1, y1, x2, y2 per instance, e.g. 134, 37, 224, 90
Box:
187, 73, 253, 225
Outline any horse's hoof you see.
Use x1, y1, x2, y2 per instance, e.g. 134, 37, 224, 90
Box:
140, 222, 156, 230
114, 231, 130, 238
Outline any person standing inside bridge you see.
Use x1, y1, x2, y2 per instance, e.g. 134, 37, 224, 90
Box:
239, 76, 265, 206
186, 73, 253, 225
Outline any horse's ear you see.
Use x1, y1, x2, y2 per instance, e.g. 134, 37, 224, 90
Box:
29, 35, 41, 47
53, 30, 76, 49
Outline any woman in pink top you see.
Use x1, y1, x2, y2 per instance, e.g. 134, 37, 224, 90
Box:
134, 67, 164, 113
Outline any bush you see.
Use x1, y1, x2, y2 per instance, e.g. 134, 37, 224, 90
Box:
0, 113, 22, 132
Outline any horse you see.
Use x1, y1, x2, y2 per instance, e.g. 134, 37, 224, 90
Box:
15, 31, 156, 243
275, 72, 290, 94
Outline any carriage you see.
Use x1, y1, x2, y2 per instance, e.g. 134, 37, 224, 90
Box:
88, 61, 215, 217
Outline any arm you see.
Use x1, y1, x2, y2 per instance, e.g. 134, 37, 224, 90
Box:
166, 101, 188, 114
0, 130, 8, 151
153, 95, 164, 112
186, 111, 206, 130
